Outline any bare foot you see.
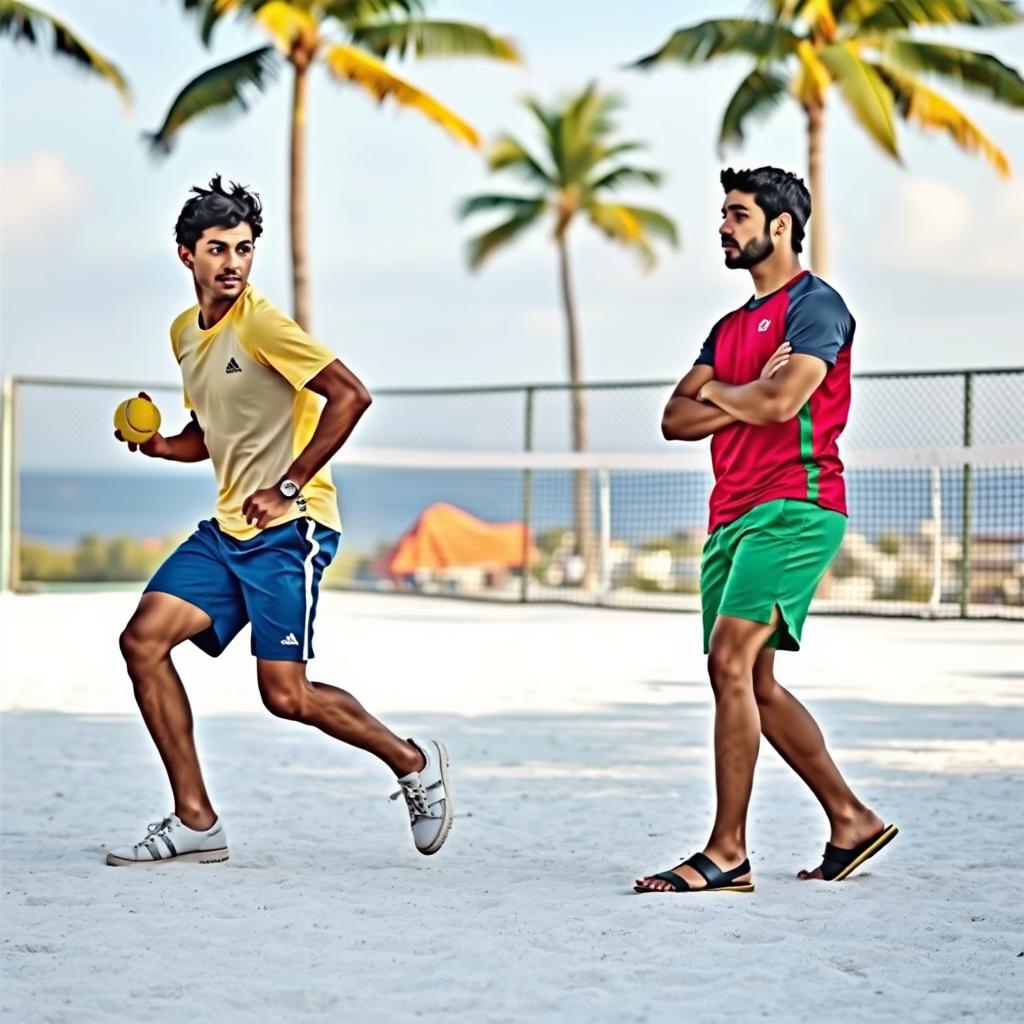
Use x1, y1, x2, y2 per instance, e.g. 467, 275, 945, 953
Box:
635, 848, 751, 892
797, 809, 886, 880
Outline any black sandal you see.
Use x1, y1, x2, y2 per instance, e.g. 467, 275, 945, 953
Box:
811, 824, 899, 881
634, 852, 755, 894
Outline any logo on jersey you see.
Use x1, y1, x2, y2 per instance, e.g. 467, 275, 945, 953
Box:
225, 357, 242, 374
280, 633, 299, 646
757, 319, 772, 333
296, 496, 308, 513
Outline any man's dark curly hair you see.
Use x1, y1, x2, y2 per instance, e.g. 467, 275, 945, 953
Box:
721, 166, 811, 254
174, 175, 263, 252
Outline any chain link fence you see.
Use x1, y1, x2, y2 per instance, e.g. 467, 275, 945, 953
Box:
2, 369, 1022, 618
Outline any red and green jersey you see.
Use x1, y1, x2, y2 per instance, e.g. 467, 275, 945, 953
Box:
695, 270, 854, 533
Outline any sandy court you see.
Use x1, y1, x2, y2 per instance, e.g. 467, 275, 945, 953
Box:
2, 591, 1023, 1023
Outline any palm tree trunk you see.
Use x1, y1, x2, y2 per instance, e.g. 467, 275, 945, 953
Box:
555, 233, 597, 591
290, 58, 311, 330
806, 100, 828, 277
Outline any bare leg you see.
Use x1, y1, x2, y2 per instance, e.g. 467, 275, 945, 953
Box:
256, 660, 424, 777
637, 612, 777, 892
752, 649, 884, 879
119, 592, 218, 830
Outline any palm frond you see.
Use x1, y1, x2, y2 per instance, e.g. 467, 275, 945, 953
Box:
321, 1, 426, 23
620, 205, 680, 248
488, 135, 555, 185
179, 0, 246, 48
145, 46, 279, 154
522, 96, 563, 182
586, 202, 678, 270
465, 201, 546, 269
876, 61, 1011, 175
458, 193, 547, 219
349, 18, 520, 62
586, 165, 662, 193
0, 0, 130, 106
632, 18, 799, 69
322, 43, 479, 146
559, 83, 626, 187
840, 0, 1022, 32
793, 38, 834, 105
254, 1, 319, 53
799, 0, 838, 39
718, 67, 790, 153
818, 41, 901, 158
877, 38, 1024, 107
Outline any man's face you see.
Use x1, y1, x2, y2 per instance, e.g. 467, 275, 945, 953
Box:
179, 223, 254, 300
719, 190, 773, 269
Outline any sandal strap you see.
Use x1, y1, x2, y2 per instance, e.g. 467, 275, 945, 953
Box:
821, 827, 890, 880
683, 852, 751, 888
823, 841, 857, 867
650, 870, 691, 892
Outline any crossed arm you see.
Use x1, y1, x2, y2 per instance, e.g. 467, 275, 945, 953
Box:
661, 343, 828, 441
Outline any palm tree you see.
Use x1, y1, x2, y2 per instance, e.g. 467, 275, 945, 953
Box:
0, 1, 129, 106
459, 84, 679, 590
150, 1, 520, 329
633, 0, 1024, 276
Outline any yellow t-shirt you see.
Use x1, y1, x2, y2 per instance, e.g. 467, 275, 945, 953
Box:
169, 285, 342, 540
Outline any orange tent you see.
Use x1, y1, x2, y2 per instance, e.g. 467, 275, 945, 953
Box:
384, 503, 535, 576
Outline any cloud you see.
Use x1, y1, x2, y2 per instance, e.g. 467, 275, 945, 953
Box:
880, 175, 1024, 278
0, 152, 89, 243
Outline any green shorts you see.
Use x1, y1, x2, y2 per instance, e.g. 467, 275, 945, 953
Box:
701, 498, 846, 654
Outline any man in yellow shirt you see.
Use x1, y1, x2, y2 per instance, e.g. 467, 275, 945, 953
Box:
106, 177, 451, 866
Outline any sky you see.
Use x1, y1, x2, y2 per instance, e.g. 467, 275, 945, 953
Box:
2, 0, 1023, 403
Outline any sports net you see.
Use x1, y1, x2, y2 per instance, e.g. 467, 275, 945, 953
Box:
7, 374, 1023, 619
322, 445, 1024, 619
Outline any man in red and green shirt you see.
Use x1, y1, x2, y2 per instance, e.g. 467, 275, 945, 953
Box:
635, 167, 897, 895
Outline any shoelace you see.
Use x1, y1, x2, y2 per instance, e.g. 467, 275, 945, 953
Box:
135, 817, 174, 850
389, 778, 435, 823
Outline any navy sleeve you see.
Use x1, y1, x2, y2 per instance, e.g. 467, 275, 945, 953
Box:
784, 290, 854, 368
694, 315, 727, 367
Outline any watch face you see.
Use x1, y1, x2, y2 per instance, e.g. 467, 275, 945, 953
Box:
280, 480, 299, 499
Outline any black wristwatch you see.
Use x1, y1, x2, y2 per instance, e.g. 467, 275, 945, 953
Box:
278, 478, 300, 501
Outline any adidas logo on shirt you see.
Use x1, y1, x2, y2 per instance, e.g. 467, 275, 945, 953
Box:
280, 633, 299, 646
225, 357, 242, 374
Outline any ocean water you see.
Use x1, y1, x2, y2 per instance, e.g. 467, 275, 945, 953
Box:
18, 464, 1024, 553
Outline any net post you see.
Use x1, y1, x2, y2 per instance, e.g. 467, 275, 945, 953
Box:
960, 372, 974, 618
598, 468, 611, 603
0, 376, 17, 592
519, 387, 535, 604
928, 462, 942, 616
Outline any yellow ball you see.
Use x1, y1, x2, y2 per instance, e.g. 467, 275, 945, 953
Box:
114, 397, 161, 444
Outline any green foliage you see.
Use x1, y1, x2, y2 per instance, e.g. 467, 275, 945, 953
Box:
153, 0, 518, 152
892, 571, 932, 602
321, 548, 371, 588
622, 574, 700, 595
0, 0, 130, 104
460, 82, 678, 268
535, 528, 571, 555
877, 532, 902, 555
20, 534, 181, 583
639, 535, 704, 557
632, 1, 1024, 174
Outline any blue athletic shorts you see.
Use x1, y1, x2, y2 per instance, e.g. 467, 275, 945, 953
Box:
145, 517, 340, 661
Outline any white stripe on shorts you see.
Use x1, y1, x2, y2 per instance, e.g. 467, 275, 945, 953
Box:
302, 518, 320, 661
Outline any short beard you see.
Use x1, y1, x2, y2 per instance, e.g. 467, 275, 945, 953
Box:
724, 231, 774, 269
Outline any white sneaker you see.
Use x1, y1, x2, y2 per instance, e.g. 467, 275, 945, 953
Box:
391, 739, 452, 856
105, 814, 229, 867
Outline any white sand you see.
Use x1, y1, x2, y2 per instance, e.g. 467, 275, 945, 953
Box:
2, 591, 1022, 1023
